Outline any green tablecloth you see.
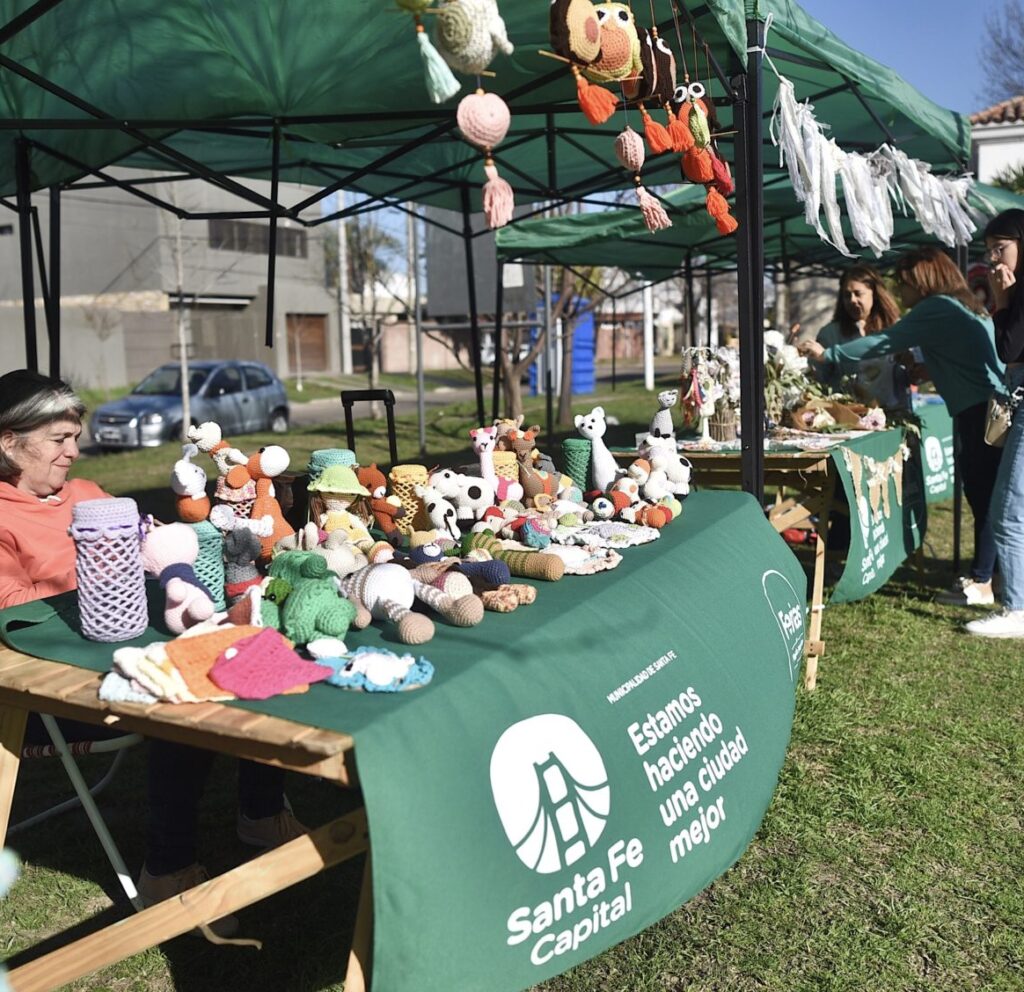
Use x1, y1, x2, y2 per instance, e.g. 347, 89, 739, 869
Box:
829, 429, 927, 605
0, 492, 805, 992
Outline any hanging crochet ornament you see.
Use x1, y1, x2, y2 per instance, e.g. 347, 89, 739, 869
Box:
614, 126, 672, 232
457, 88, 514, 228
652, 34, 689, 153
681, 81, 714, 183
549, 0, 616, 125
633, 26, 672, 155
434, 0, 513, 75
587, 4, 642, 85
396, 0, 461, 104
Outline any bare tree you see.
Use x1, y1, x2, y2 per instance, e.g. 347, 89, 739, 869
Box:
981, 1, 1024, 103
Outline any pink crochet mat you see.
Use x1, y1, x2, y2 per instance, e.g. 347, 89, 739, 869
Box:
210, 627, 331, 700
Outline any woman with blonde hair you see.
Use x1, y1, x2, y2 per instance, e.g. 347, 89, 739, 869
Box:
801, 246, 1005, 606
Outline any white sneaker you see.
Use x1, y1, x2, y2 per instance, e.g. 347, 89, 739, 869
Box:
965, 608, 1024, 638
936, 577, 995, 606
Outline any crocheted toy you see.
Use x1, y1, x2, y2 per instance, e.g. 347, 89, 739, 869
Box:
278, 523, 370, 580
309, 465, 373, 548
461, 531, 565, 581
397, 0, 460, 103
414, 483, 462, 542
471, 425, 525, 502
587, 4, 641, 84
139, 523, 216, 635
356, 464, 406, 541
223, 527, 264, 607
457, 88, 514, 229
428, 467, 495, 521
187, 422, 252, 516
435, 0, 513, 75
340, 562, 436, 644
574, 406, 623, 492
319, 646, 435, 692
171, 443, 210, 523
613, 125, 672, 233
69, 498, 149, 642
549, 0, 614, 125
641, 436, 692, 498
266, 551, 357, 647
649, 389, 678, 441
505, 428, 563, 506
307, 448, 357, 486
243, 444, 294, 562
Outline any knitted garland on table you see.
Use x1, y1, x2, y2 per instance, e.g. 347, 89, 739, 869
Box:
69, 498, 149, 642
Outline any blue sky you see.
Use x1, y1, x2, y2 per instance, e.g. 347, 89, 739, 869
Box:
800, 1, 991, 114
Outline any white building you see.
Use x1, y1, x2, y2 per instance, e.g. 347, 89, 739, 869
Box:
971, 96, 1024, 183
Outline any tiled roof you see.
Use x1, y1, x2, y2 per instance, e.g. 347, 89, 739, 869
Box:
971, 96, 1024, 125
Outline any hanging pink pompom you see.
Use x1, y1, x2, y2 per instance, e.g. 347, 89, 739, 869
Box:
614, 126, 646, 173
636, 183, 672, 233
482, 159, 514, 229
457, 89, 511, 149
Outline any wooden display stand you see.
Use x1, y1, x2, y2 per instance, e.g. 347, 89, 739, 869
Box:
0, 646, 374, 992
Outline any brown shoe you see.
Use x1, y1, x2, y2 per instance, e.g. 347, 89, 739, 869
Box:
236, 808, 308, 849
137, 862, 240, 939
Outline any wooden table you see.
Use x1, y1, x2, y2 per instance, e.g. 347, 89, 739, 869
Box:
617, 447, 840, 690
0, 644, 373, 992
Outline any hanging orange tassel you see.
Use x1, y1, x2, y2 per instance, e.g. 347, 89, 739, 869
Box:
572, 64, 617, 125
640, 107, 672, 155
682, 147, 714, 183
706, 187, 738, 235
667, 112, 693, 152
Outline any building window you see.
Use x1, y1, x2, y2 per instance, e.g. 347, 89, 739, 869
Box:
0, 225, 12, 236
208, 219, 307, 258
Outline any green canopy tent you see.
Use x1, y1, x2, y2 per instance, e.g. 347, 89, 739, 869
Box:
0, 0, 971, 494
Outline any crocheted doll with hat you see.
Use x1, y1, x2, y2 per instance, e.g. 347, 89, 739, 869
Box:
170, 443, 210, 523
309, 465, 373, 549
139, 523, 216, 635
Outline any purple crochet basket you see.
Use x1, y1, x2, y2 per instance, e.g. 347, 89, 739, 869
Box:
69, 498, 149, 642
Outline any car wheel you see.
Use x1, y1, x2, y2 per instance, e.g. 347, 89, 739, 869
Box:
269, 409, 289, 433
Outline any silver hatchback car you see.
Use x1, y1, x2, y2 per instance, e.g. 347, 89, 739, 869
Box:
90, 360, 290, 449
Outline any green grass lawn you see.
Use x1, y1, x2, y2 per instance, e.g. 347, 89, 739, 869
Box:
5, 393, 1023, 991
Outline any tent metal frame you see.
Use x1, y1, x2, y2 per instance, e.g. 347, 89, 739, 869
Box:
0, 2, 966, 498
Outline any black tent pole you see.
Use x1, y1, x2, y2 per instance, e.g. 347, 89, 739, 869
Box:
493, 261, 504, 422
265, 124, 280, 348
733, 19, 766, 503
15, 139, 37, 372
460, 186, 486, 425
705, 269, 713, 347
48, 185, 60, 378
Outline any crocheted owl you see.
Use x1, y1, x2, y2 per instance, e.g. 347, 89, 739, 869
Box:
584, 4, 641, 84
434, 0, 513, 75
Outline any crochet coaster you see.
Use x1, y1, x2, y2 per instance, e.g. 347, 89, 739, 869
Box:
319, 646, 434, 693
165, 625, 262, 700
210, 628, 331, 700
542, 544, 624, 575
99, 670, 158, 705
573, 521, 661, 548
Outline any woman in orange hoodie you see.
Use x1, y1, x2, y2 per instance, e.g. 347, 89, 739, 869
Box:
0, 369, 303, 935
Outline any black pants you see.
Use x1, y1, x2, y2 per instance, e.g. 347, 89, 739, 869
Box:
145, 739, 285, 875
956, 402, 1003, 582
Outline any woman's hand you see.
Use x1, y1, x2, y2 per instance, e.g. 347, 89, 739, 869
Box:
798, 340, 826, 363
990, 263, 1016, 311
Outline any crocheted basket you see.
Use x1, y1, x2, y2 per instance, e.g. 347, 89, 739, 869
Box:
388, 464, 430, 534
213, 476, 257, 519
307, 448, 357, 486
69, 498, 149, 642
491, 450, 518, 483
560, 437, 592, 493
190, 520, 226, 611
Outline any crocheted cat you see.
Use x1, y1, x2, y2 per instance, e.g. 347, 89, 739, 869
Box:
649, 389, 678, 441
574, 406, 623, 492
139, 523, 215, 634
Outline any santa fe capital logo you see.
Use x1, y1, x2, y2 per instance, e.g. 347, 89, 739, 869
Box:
490, 714, 611, 874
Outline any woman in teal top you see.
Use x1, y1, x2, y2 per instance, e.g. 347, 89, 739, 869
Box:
802, 246, 1005, 605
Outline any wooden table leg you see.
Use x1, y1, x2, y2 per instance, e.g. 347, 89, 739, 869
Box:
344, 852, 374, 992
6, 807, 369, 992
0, 704, 27, 842
804, 529, 826, 691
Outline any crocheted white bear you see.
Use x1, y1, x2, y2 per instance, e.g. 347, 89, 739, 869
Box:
574, 406, 623, 492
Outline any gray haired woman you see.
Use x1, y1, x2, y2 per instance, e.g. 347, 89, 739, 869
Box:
0, 369, 107, 607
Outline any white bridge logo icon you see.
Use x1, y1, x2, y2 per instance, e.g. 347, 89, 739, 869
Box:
490, 714, 611, 874
923, 435, 944, 474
